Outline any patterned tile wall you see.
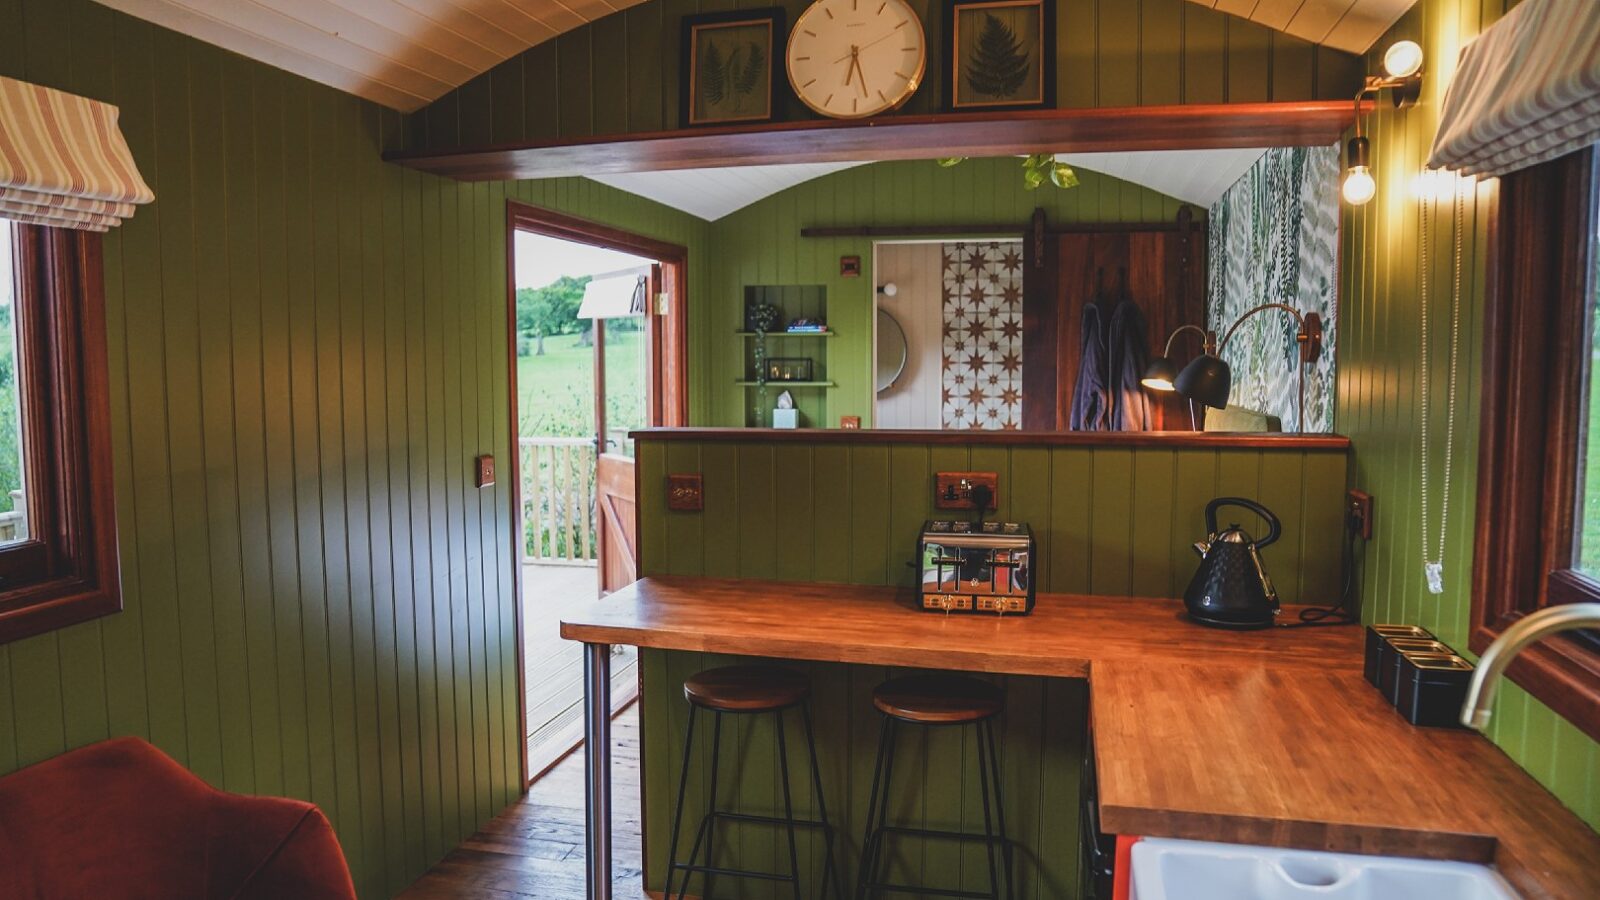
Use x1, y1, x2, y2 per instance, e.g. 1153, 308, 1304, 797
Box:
941, 242, 1025, 429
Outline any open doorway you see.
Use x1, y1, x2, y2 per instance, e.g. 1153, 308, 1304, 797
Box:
508, 202, 687, 782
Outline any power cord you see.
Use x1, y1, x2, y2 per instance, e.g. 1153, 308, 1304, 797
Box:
1279, 514, 1362, 628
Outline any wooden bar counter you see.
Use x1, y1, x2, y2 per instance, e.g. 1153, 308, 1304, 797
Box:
562, 576, 1600, 899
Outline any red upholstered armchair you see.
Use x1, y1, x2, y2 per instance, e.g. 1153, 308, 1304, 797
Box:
0, 737, 357, 899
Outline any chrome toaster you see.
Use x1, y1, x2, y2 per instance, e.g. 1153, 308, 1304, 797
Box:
918, 520, 1035, 614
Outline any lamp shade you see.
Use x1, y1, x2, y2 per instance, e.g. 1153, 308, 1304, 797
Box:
1174, 354, 1232, 409
1141, 357, 1179, 391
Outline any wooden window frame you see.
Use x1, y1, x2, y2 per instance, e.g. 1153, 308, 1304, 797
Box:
0, 224, 121, 645
1471, 145, 1600, 741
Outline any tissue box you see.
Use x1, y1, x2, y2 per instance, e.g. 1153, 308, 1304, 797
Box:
772, 408, 799, 429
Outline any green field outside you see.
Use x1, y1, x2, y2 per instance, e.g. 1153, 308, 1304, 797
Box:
516, 327, 644, 439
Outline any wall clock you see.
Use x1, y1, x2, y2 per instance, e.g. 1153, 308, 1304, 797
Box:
786, 0, 927, 119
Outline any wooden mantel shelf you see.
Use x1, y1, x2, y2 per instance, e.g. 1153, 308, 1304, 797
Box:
384, 101, 1359, 182
631, 426, 1352, 450
563, 577, 1600, 899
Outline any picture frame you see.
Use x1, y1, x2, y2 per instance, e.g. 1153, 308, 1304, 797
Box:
681, 8, 786, 127
766, 357, 814, 382
944, 0, 1054, 112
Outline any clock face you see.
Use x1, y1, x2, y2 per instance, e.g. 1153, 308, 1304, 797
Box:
786, 0, 927, 120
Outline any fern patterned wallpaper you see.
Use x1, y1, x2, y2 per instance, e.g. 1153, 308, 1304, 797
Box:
1207, 146, 1340, 432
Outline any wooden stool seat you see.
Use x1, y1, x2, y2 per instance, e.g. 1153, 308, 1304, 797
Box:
683, 665, 810, 712
872, 673, 1003, 724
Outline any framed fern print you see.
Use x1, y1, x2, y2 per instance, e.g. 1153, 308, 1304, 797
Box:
945, 0, 1054, 111
681, 8, 785, 126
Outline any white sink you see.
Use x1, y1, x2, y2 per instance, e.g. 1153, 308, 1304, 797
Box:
1129, 838, 1519, 900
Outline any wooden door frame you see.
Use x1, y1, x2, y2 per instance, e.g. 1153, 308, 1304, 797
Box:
505, 200, 689, 789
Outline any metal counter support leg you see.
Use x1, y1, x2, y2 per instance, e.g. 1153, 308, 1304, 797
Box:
584, 642, 613, 900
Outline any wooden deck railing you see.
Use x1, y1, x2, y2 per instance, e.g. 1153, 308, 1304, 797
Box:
520, 436, 596, 565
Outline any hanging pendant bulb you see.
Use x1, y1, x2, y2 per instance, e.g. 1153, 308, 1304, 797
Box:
1343, 136, 1376, 206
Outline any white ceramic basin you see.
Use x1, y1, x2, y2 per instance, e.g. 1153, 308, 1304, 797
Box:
1129, 838, 1519, 900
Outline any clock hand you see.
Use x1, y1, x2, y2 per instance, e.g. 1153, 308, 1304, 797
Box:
833, 27, 902, 63
852, 52, 869, 96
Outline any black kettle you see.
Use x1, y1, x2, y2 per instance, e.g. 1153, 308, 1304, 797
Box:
1183, 497, 1282, 629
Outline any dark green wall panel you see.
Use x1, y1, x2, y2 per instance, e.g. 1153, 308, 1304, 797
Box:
401, 0, 1365, 154
1336, 0, 1600, 831
638, 437, 1347, 602
0, 0, 709, 896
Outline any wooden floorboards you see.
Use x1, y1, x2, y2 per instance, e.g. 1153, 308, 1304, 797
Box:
399, 702, 649, 899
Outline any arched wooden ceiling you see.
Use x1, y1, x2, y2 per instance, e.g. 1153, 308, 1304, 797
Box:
1184, 0, 1416, 55
92, 0, 652, 112
92, 0, 1413, 113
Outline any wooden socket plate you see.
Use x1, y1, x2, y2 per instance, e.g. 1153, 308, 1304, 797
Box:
934, 472, 998, 510
666, 474, 703, 511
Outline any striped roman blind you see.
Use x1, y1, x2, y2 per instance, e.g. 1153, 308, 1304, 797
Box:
1428, 0, 1600, 178
0, 76, 153, 232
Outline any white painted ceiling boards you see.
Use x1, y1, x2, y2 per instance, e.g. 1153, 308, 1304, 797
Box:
92, 0, 649, 112
587, 149, 1274, 221
589, 163, 869, 222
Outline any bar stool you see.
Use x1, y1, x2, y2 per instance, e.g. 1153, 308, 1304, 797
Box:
856, 673, 1012, 899
664, 664, 845, 899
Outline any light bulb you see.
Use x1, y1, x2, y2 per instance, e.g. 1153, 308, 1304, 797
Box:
1343, 166, 1376, 205
1383, 40, 1423, 79
878, 282, 898, 297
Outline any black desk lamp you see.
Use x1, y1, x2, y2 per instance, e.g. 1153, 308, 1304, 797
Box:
1145, 305, 1324, 431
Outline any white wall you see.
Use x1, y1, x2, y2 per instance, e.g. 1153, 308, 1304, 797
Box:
873, 242, 946, 429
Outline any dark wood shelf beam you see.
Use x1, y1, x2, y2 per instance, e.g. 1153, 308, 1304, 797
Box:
385, 101, 1360, 182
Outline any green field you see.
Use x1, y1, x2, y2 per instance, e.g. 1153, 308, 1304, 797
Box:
516, 327, 645, 439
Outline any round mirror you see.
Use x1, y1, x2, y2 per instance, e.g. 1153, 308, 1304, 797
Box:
876, 309, 908, 394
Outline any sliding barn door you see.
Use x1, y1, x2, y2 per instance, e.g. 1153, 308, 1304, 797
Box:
1021, 217, 1207, 430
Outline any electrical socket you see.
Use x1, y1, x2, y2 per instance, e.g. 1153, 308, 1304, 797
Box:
1347, 489, 1374, 540
935, 472, 999, 510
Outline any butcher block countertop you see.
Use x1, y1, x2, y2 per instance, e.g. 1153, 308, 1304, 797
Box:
562, 576, 1600, 899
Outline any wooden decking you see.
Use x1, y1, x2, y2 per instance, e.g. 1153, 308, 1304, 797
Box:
399, 702, 647, 899
524, 563, 637, 779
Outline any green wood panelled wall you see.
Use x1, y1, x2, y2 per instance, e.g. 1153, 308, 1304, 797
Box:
699, 157, 1195, 428
631, 434, 1347, 895
1336, 0, 1600, 831
402, 0, 1365, 153
635, 438, 1348, 602
0, 0, 707, 895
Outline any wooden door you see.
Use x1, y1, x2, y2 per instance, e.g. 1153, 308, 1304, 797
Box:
596, 453, 636, 594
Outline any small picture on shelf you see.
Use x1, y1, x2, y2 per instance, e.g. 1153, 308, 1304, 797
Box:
762, 357, 813, 382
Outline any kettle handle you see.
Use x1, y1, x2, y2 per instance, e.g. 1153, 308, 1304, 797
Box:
1204, 497, 1282, 549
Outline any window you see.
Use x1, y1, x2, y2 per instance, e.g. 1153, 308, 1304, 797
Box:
0, 220, 120, 645
1472, 145, 1600, 740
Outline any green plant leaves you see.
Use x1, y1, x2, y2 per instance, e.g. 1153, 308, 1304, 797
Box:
734, 41, 764, 97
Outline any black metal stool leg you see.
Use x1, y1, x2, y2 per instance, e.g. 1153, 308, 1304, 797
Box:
663, 704, 698, 899
976, 721, 1002, 899
855, 715, 892, 900
984, 721, 1014, 900
800, 702, 846, 900
774, 709, 804, 900
676, 711, 723, 900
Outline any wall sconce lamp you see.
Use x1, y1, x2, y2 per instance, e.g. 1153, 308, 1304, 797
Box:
877, 282, 898, 297
1344, 40, 1426, 206
1144, 305, 1324, 432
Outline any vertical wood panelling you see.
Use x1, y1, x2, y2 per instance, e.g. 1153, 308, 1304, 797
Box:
702, 158, 1191, 428
1336, 0, 1600, 832
0, 1, 710, 896
634, 435, 1344, 896
402, 0, 1364, 154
